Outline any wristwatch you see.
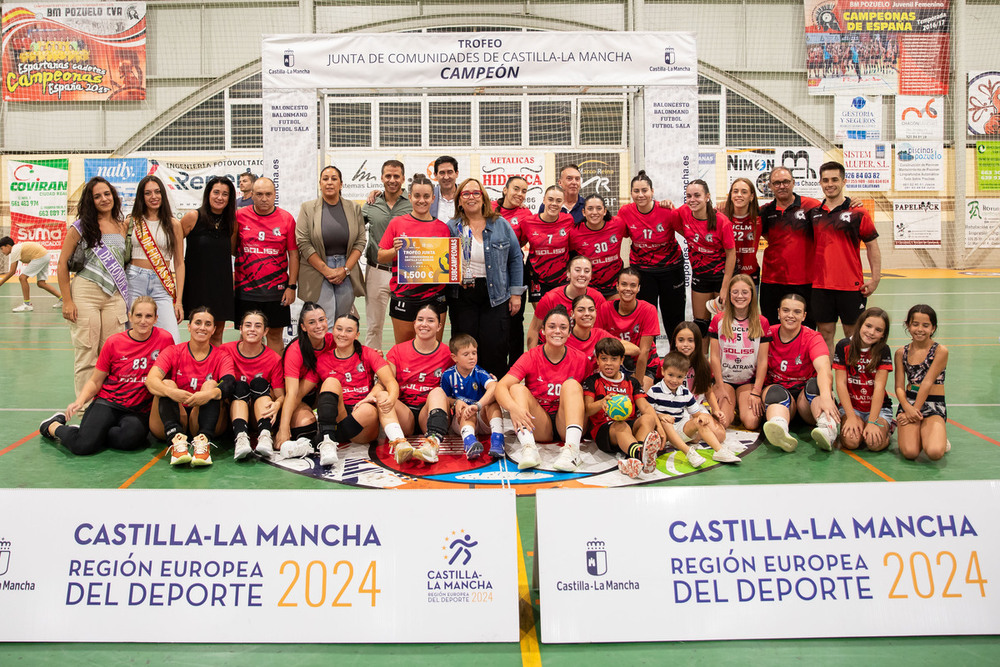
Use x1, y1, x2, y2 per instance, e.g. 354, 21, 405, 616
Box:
287, 283, 297, 289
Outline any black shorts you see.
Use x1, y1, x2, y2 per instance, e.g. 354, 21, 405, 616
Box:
623, 355, 659, 380
595, 419, 636, 454
389, 293, 446, 322
759, 282, 813, 329
812, 288, 866, 326
691, 271, 724, 294
234, 295, 291, 330
403, 402, 424, 425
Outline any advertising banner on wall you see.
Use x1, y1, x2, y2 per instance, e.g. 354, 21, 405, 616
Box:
83, 158, 148, 210
895, 96, 943, 140
967, 71, 1000, 137
966, 199, 1000, 249
1, 2, 146, 102
644, 85, 699, 206
844, 141, 892, 190
726, 148, 775, 199
262, 32, 697, 90
0, 488, 519, 643
263, 88, 317, 217
537, 481, 1000, 643
975, 142, 1000, 191
145, 158, 264, 212
894, 141, 943, 191
893, 200, 941, 247
804, 0, 950, 96
479, 153, 546, 213
557, 152, 623, 213
775, 147, 825, 198
835, 96, 883, 140
6, 158, 68, 268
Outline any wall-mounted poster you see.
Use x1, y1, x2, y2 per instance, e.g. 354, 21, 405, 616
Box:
968, 71, 1000, 137
835, 95, 883, 140
895, 95, 943, 140
893, 200, 941, 247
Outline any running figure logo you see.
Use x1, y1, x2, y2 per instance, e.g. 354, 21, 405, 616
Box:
444, 530, 479, 566
586, 539, 607, 576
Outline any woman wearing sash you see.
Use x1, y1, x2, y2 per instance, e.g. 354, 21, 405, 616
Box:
58, 176, 131, 398
127, 175, 185, 343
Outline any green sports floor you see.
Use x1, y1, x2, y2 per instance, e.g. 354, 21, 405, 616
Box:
1, 269, 998, 665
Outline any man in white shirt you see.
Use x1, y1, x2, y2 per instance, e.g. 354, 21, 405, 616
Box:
0, 237, 62, 312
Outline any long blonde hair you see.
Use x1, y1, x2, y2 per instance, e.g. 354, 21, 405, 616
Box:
719, 274, 765, 340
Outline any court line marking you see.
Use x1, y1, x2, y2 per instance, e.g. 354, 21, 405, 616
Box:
119, 447, 170, 489
0, 431, 37, 457
516, 519, 542, 667
885, 291, 1000, 296
840, 449, 896, 482
947, 418, 1000, 448
0, 408, 65, 412
949, 404, 1000, 407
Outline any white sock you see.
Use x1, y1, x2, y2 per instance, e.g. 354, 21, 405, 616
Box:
461, 424, 475, 439
384, 422, 405, 442
516, 428, 536, 447
490, 417, 503, 434
565, 425, 583, 448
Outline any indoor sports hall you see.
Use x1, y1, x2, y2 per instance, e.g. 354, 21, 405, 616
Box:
1, 0, 999, 664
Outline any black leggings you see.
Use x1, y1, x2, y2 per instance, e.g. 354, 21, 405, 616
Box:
159, 397, 223, 439
637, 265, 686, 341
55, 399, 149, 456
449, 278, 512, 378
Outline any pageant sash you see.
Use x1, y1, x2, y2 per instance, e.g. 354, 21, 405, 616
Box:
73, 219, 131, 304
133, 217, 176, 300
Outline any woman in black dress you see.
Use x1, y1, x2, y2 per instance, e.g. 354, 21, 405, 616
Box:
180, 176, 236, 346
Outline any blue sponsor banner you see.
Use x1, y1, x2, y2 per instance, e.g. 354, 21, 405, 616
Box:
84, 158, 149, 210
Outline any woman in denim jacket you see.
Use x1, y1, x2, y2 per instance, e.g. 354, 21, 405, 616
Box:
447, 177, 524, 377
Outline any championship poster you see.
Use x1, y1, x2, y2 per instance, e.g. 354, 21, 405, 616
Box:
2, 2, 146, 102
804, 0, 950, 96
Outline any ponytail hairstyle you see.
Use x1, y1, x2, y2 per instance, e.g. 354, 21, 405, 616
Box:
581, 194, 612, 228
720, 274, 764, 341
672, 321, 711, 395
848, 307, 891, 374
130, 295, 158, 316
688, 179, 719, 232
334, 313, 364, 358
499, 176, 528, 209
287, 301, 327, 376
131, 174, 177, 259
630, 170, 653, 189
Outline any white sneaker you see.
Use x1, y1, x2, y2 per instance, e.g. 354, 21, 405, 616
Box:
12, 303, 33, 312
553, 445, 581, 472
255, 430, 275, 459
279, 437, 314, 459
518, 443, 541, 470
617, 458, 642, 479
810, 415, 839, 452
945, 439, 952, 453
725, 439, 748, 454
52, 299, 63, 309
233, 432, 253, 461
713, 447, 741, 464
318, 435, 339, 466
412, 437, 439, 464
763, 417, 798, 452
686, 448, 707, 467
393, 438, 415, 464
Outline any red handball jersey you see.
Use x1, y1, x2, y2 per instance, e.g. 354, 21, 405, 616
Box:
533, 285, 607, 343
765, 324, 828, 390
616, 204, 683, 270
567, 326, 617, 373
832, 338, 893, 413
222, 341, 284, 391
596, 299, 660, 344
317, 344, 388, 407
153, 343, 235, 393
95, 327, 174, 411
708, 313, 772, 385
808, 198, 878, 291
729, 213, 762, 276
759, 195, 821, 285
508, 345, 590, 415
517, 212, 573, 287
676, 206, 735, 276
378, 214, 451, 299
235, 206, 297, 300
494, 203, 533, 236
582, 372, 646, 438
283, 334, 337, 385
568, 218, 627, 292
386, 340, 452, 408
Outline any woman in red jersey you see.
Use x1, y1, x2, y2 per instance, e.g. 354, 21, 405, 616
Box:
517, 185, 572, 302
496, 306, 589, 473
222, 310, 285, 461
596, 267, 660, 390
618, 171, 685, 338
567, 293, 639, 373
40, 296, 174, 456
569, 195, 626, 297
494, 176, 533, 367
722, 177, 762, 286
384, 301, 453, 465
526, 255, 606, 348
378, 174, 450, 345
146, 306, 236, 467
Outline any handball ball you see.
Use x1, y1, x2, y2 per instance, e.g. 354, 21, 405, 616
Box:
604, 394, 633, 421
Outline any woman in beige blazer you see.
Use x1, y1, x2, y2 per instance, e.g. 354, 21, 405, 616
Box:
296, 165, 366, 324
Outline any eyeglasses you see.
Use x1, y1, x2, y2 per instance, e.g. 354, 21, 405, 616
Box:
460, 191, 483, 199
771, 179, 793, 186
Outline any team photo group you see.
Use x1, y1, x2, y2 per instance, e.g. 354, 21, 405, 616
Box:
20, 154, 949, 476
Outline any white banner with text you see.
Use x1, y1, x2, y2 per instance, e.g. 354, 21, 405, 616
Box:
537, 481, 1000, 643
0, 488, 518, 643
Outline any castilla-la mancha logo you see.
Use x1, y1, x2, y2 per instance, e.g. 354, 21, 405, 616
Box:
586, 538, 607, 576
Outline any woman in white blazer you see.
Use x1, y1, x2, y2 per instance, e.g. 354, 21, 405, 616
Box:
296, 165, 366, 325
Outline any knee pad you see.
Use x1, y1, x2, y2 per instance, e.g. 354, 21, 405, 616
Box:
316, 391, 340, 425
249, 376, 271, 399
764, 385, 792, 409
335, 414, 364, 443
694, 318, 710, 338
426, 408, 449, 440
232, 381, 251, 402
804, 377, 820, 404
290, 423, 318, 443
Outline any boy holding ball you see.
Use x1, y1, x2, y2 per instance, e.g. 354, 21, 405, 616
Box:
582, 337, 662, 478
